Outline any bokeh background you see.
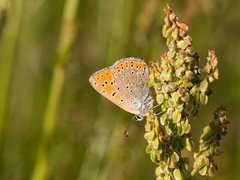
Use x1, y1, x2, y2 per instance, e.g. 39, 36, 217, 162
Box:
0, 0, 239, 179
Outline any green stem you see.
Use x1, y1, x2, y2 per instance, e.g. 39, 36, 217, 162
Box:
0, 0, 26, 175
31, 0, 80, 179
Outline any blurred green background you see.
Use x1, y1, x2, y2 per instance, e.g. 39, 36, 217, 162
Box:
0, 0, 239, 179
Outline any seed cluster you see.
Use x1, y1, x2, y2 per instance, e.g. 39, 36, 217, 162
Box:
144, 5, 227, 180
191, 106, 229, 176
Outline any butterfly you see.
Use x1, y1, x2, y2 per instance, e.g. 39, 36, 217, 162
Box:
89, 57, 153, 121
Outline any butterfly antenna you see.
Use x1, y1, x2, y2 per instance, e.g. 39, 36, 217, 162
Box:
153, 104, 160, 109
155, 111, 164, 116
123, 116, 135, 138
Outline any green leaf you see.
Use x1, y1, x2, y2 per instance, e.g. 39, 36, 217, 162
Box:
168, 99, 176, 107
181, 92, 190, 103
160, 115, 167, 125
173, 169, 183, 180
157, 94, 164, 105
152, 137, 159, 149
150, 151, 156, 163
155, 165, 162, 176
185, 137, 193, 151
171, 152, 179, 162
190, 85, 198, 95
172, 92, 179, 103
172, 110, 181, 123
165, 125, 173, 135
185, 70, 194, 80
199, 166, 208, 176
200, 79, 208, 93
163, 174, 171, 180
200, 93, 208, 105
183, 120, 191, 134
177, 40, 188, 50
172, 28, 179, 40
144, 130, 155, 141
145, 144, 152, 154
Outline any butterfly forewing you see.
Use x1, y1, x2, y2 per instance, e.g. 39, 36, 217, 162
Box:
112, 58, 150, 114
89, 66, 138, 114
89, 58, 151, 115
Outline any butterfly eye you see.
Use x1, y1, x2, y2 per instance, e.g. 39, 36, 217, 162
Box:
134, 115, 143, 121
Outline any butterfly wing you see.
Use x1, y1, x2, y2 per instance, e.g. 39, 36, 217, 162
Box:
89, 58, 152, 115
89, 67, 137, 114
112, 58, 151, 115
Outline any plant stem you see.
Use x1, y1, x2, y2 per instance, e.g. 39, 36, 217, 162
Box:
0, 0, 26, 175
31, 0, 80, 179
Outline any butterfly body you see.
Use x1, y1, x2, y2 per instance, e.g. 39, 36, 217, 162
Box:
89, 58, 153, 120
